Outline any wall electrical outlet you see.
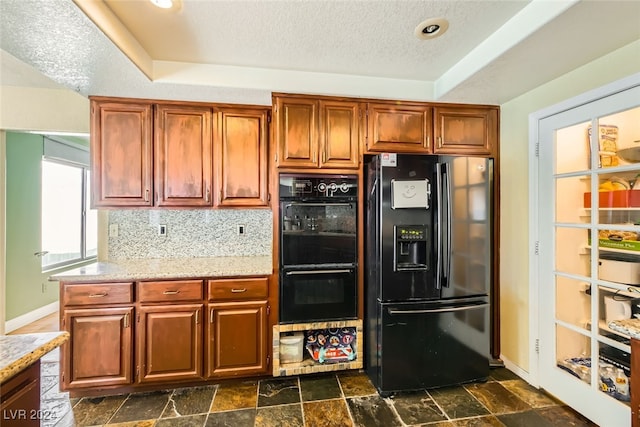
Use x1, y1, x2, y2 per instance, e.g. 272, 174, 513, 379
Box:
158, 224, 168, 237
109, 223, 119, 237
237, 224, 246, 235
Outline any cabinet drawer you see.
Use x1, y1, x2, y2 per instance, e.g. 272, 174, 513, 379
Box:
138, 280, 203, 303
62, 282, 133, 306
208, 277, 268, 301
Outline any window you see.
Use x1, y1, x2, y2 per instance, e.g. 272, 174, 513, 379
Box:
41, 138, 96, 270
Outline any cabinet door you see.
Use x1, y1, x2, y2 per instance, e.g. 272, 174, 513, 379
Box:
0, 361, 40, 427
366, 102, 431, 153
91, 99, 153, 207
61, 307, 133, 390
138, 304, 203, 383
274, 97, 319, 168
216, 108, 269, 207
155, 105, 213, 206
433, 106, 497, 156
320, 100, 360, 168
207, 301, 268, 378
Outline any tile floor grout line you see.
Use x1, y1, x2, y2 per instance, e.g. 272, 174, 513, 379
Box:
296, 376, 307, 427
461, 382, 495, 418
335, 372, 359, 427
420, 388, 452, 424
104, 393, 132, 425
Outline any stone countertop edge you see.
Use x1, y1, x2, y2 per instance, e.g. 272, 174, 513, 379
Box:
48, 256, 273, 282
609, 318, 640, 340
0, 331, 69, 383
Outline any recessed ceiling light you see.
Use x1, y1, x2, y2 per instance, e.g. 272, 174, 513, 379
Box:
150, 0, 173, 9
415, 17, 449, 40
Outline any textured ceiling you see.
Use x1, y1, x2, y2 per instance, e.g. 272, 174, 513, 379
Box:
104, 0, 527, 80
1, 0, 639, 106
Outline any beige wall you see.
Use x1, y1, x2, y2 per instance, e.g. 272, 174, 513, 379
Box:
499, 39, 640, 373
0, 85, 90, 330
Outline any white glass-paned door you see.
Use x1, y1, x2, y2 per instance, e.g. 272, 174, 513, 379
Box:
538, 82, 640, 427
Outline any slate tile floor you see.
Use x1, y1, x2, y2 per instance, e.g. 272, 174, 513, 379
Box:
38, 347, 597, 427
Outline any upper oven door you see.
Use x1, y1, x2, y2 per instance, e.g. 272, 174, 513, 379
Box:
280, 201, 357, 267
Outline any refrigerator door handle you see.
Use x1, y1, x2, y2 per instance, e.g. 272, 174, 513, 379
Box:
443, 162, 452, 288
436, 162, 452, 289
435, 163, 443, 290
436, 162, 452, 288
388, 303, 489, 315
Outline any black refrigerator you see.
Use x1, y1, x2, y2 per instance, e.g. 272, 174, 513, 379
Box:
364, 153, 492, 396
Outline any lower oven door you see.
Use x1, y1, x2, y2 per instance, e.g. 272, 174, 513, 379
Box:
280, 266, 357, 324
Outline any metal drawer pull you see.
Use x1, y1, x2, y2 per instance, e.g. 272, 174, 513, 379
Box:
89, 292, 108, 298
163, 290, 180, 295
231, 288, 247, 293
34, 251, 49, 257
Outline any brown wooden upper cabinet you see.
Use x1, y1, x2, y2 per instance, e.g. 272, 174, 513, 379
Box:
274, 96, 360, 169
433, 106, 498, 157
90, 97, 271, 209
155, 104, 214, 207
365, 102, 432, 153
215, 108, 270, 207
91, 99, 153, 207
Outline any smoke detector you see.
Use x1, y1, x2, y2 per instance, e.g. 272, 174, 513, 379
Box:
415, 17, 449, 40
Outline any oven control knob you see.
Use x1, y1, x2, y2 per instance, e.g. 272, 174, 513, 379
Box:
317, 182, 327, 192
329, 182, 338, 192
340, 183, 349, 193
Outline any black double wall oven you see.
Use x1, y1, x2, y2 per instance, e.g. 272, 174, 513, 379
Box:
279, 174, 358, 324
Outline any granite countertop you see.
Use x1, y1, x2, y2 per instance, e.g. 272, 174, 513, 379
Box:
609, 318, 640, 339
0, 331, 69, 382
49, 255, 273, 282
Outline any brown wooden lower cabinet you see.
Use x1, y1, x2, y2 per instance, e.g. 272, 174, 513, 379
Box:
61, 307, 133, 389
137, 304, 204, 383
0, 361, 40, 427
60, 276, 271, 395
207, 301, 269, 377
632, 338, 639, 427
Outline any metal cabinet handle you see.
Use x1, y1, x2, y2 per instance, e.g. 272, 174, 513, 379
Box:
144, 189, 149, 202
231, 288, 247, 293
285, 269, 352, 275
195, 309, 200, 324
210, 308, 214, 323
33, 251, 49, 257
163, 290, 180, 295
89, 292, 108, 298
206, 188, 210, 203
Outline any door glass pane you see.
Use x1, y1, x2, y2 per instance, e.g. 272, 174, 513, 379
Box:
598, 342, 631, 404
555, 226, 589, 277
42, 161, 82, 267
599, 286, 636, 341
598, 106, 640, 170
556, 175, 591, 223
555, 121, 591, 174
555, 276, 590, 331
556, 325, 591, 385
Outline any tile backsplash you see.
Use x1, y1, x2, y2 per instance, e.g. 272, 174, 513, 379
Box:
108, 209, 272, 260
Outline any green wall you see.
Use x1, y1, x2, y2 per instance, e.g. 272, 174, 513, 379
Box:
5, 132, 91, 321
5, 132, 53, 320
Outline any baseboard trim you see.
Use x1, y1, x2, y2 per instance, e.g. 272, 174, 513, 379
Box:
500, 354, 533, 384
5, 301, 59, 333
